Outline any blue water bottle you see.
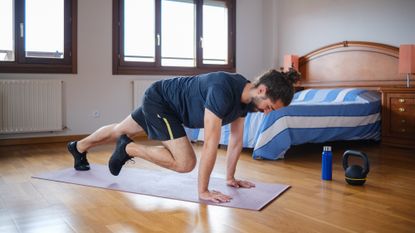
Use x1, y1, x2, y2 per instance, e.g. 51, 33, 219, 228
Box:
322, 146, 332, 180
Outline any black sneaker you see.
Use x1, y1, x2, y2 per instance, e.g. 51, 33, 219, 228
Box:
67, 141, 90, 171
109, 135, 134, 176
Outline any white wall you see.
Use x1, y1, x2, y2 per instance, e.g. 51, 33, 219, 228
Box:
236, 0, 272, 78
275, 0, 415, 66
2, 0, 414, 139
262, 0, 279, 70
0, 0, 268, 139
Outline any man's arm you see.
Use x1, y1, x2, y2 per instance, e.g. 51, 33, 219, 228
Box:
226, 117, 256, 188
198, 108, 232, 203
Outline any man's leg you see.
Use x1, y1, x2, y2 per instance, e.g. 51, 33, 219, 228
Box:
107, 96, 197, 175
68, 115, 143, 170
126, 136, 196, 173
108, 135, 196, 175
76, 115, 143, 153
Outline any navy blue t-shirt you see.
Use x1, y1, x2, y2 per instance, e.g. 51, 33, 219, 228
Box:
158, 72, 250, 128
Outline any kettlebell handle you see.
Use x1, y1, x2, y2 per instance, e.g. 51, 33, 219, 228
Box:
342, 150, 370, 176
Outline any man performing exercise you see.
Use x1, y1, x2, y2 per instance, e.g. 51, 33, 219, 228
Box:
67, 69, 299, 203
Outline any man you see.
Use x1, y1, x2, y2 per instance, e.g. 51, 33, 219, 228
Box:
67, 69, 299, 203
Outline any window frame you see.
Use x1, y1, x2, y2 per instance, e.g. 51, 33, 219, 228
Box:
112, 0, 236, 75
0, 0, 77, 74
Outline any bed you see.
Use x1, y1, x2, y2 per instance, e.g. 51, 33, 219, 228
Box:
186, 41, 404, 159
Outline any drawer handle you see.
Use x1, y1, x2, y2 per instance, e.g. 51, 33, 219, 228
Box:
401, 119, 406, 124
401, 128, 406, 133
399, 98, 405, 103
399, 107, 405, 112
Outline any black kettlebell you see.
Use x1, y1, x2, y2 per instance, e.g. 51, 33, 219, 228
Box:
342, 150, 370, 185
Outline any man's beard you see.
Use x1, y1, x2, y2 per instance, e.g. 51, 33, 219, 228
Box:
246, 96, 263, 112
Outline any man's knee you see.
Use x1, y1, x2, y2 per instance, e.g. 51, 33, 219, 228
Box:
113, 116, 142, 137
174, 155, 196, 173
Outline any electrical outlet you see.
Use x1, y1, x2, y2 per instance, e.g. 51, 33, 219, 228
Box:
93, 111, 100, 118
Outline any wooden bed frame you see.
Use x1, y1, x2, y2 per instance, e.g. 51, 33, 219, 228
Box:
298, 41, 404, 89
297, 41, 415, 149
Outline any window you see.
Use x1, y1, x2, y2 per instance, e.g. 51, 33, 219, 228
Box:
203, 0, 228, 65
161, 0, 195, 67
0, 0, 15, 62
0, 0, 77, 73
124, 0, 155, 63
113, 0, 235, 75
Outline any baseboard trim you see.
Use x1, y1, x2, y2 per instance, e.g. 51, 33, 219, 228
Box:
0, 135, 89, 146
0, 132, 148, 146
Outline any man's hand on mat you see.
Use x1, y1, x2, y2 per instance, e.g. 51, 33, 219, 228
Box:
199, 190, 232, 203
227, 179, 256, 188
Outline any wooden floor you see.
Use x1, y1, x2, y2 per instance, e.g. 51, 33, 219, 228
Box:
0, 140, 414, 233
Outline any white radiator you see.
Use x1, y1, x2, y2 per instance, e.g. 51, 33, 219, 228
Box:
0, 80, 63, 134
132, 80, 155, 109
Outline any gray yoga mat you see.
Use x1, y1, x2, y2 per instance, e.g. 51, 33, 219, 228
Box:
32, 164, 290, 211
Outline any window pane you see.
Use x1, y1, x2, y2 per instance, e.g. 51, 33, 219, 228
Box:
203, 0, 228, 65
25, 0, 64, 59
161, 0, 195, 67
0, 0, 15, 61
124, 0, 155, 62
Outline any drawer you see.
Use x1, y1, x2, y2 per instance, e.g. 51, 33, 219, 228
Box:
388, 96, 415, 137
380, 88, 415, 148
390, 97, 415, 119
389, 121, 415, 135
390, 97, 415, 105
390, 104, 415, 117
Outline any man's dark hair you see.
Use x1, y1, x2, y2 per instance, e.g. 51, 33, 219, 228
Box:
252, 68, 301, 106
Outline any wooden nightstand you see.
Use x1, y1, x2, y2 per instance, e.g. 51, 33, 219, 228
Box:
379, 87, 415, 149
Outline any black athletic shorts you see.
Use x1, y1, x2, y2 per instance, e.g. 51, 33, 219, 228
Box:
131, 82, 187, 141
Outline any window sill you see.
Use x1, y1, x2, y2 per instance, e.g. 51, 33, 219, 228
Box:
0, 63, 76, 74
113, 66, 236, 76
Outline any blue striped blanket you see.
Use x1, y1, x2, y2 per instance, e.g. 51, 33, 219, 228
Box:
185, 88, 381, 160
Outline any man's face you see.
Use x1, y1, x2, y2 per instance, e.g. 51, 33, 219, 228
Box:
251, 95, 285, 115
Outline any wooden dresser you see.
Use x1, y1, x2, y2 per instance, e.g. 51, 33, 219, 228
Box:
380, 87, 415, 149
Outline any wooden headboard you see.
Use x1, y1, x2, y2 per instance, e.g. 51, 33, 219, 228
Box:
298, 41, 404, 89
